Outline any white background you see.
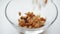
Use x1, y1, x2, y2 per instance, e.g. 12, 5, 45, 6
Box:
0, 0, 60, 34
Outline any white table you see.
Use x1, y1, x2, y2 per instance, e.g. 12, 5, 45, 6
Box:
0, 0, 60, 34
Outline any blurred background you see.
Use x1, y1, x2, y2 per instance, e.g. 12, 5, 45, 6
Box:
0, 0, 60, 34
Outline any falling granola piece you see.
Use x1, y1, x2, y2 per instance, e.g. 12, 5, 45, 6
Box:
44, 0, 47, 4
19, 12, 21, 16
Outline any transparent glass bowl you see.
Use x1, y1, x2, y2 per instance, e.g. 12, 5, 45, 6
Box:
5, 0, 58, 34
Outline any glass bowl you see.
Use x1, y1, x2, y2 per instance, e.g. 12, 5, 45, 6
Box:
5, 0, 58, 34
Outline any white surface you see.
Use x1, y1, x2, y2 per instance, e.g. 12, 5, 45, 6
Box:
0, 0, 60, 34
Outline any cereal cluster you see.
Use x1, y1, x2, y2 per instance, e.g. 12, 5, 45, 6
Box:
18, 12, 46, 28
